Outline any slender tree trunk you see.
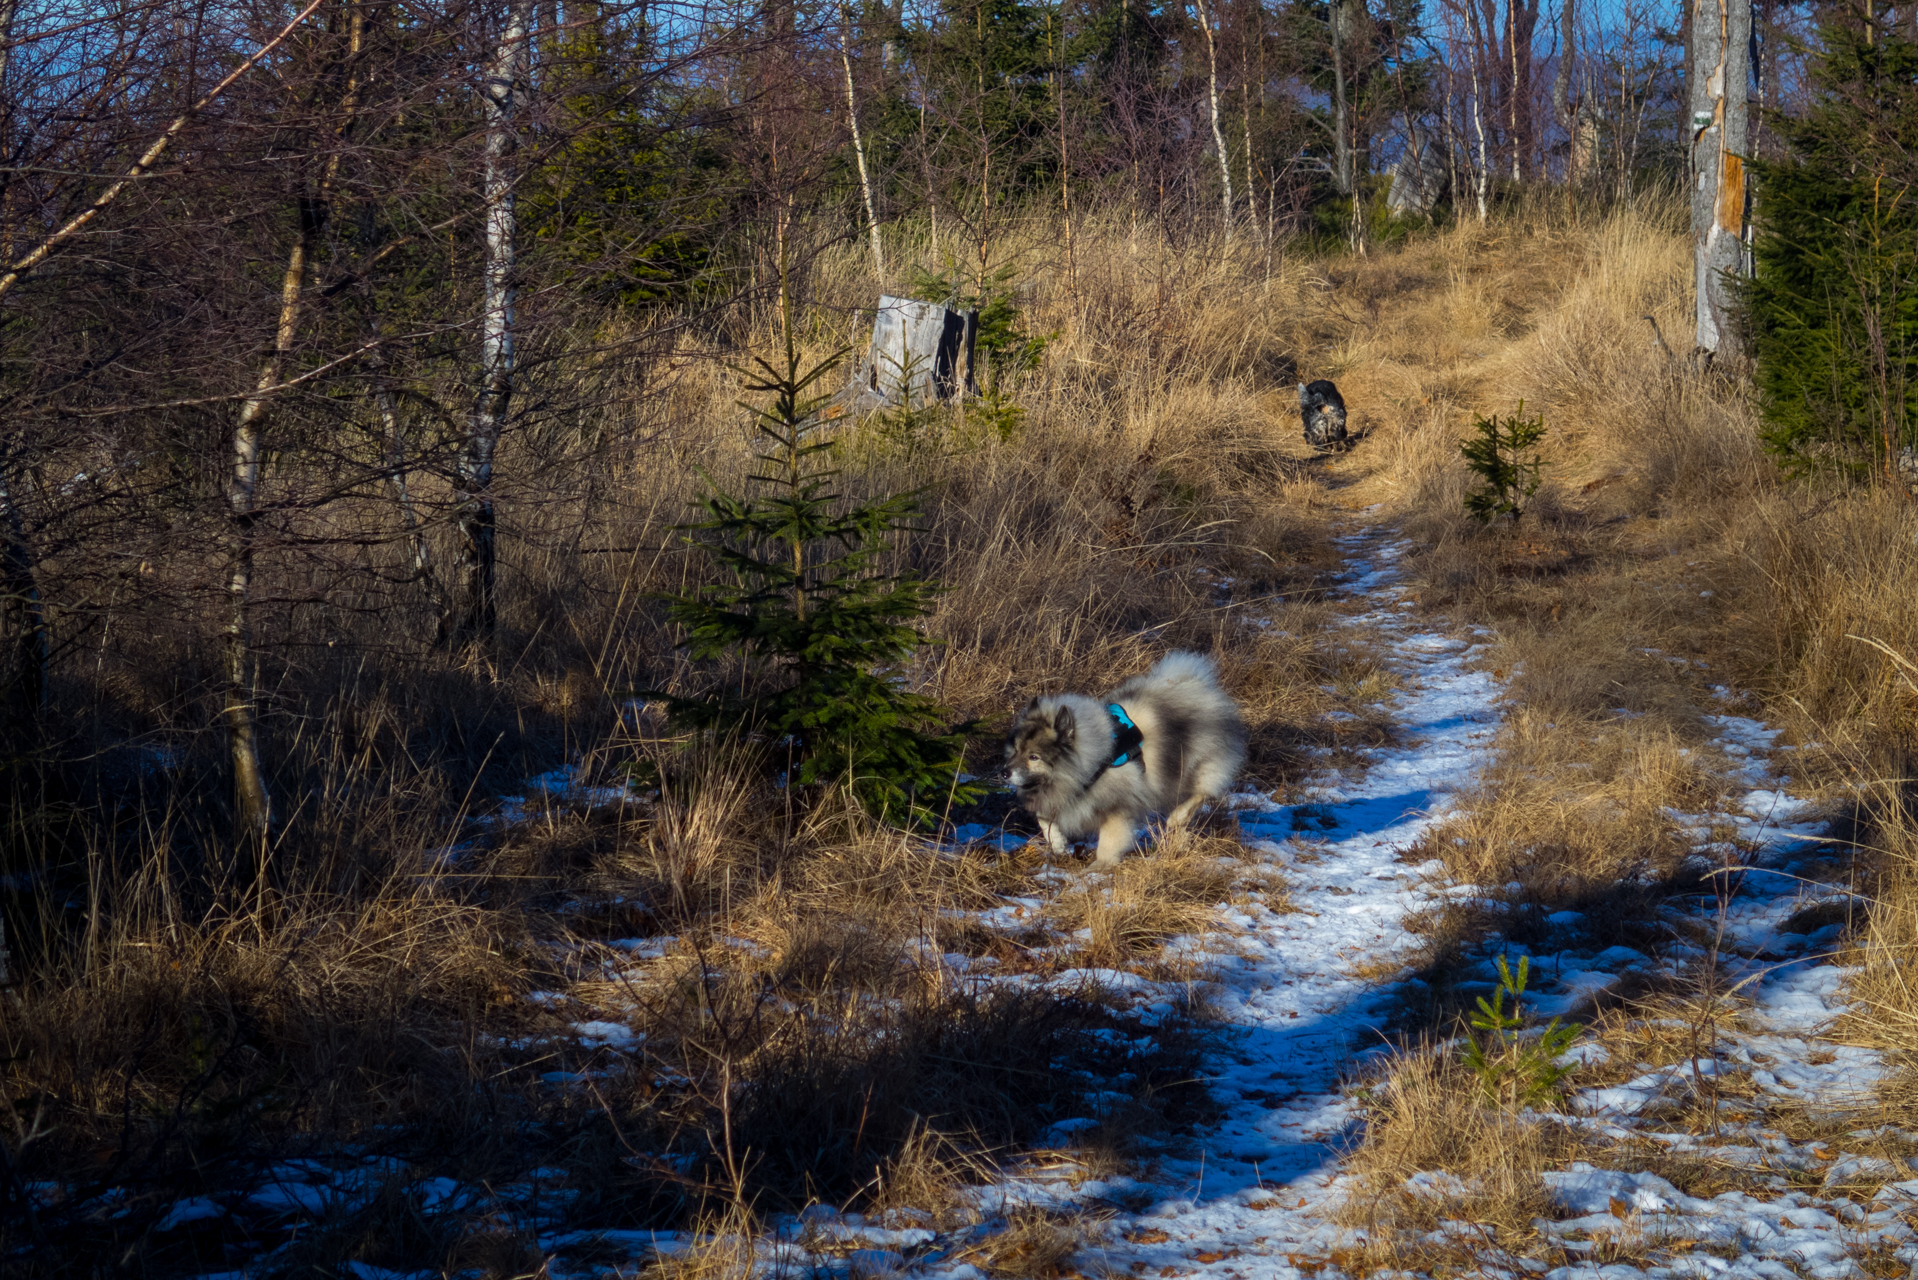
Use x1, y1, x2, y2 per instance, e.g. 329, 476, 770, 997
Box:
1330, 0, 1363, 250
0, 453, 45, 746
1552, 0, 1577, 184
225, 2, 367, 857
456, 0, 535, 652
1469, 0, 1492, 222
839, 3, 884, 280
1443, 72, 1461, 216
1051, 10, 1076, 294
1241, 79, 1259, 241
0, 0, 17, 95
1193, 0, 1235, 234
375, 383, 446, 623
1509, 0, 1523, 181
974, 2, 994, 290
1689, 0, 1749, 357
914, 64, 938, 260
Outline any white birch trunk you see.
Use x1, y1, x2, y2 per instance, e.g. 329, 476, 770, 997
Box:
457, 0, 535, 649
1510, 6, 1523, 181
1193, 0, 1235, 234
1242, 81, 1259, 242
1468, 1, 1492, 222
224, 4, 365, 852
839, 5, 884, 281
1689, 0, 1749, 357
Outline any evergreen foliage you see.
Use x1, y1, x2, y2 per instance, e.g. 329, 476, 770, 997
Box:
526, 7, 728, 306
1460, 954, 1584, 1110
909, 263, 1051, 378
659, 338, 977, 825
1461, 403, 1547, 524
1747, 16, 1918, 476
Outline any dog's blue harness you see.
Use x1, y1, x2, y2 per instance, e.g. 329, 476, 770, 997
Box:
1084, 703, 1144, 787
1107, 703, 1143, 767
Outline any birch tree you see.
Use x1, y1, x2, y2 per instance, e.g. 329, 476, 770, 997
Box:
1193, 0, 1237, 232
225, 2, 370, 852
456, 0, 537, 651
840, 2, 885, 279
1689, 0, 1749, 357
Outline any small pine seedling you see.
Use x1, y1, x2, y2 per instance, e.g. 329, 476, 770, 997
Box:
1461, 953, 1584, 1110
1461, 402, 1548, 524
655, 333, 978, 826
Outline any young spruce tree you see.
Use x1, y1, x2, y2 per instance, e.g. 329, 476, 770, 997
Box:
1747, 15, 1918, 477
662, 265, 975, 825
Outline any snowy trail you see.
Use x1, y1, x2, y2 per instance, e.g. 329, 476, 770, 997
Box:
911, 524, 1896, 1280
963, 524, 1514, 1266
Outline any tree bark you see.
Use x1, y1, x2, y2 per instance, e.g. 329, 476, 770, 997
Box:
1468, 0, 1492, 222
1510, 0, 1523, 179
1330, 0, 1362, 248
1689, 0, 1749, 357
1242, 78, 1259, 241
1052, 10, 1076, 294
456, 0, 535, 652
1193, 0, 1235, 234
225, 2, 368, 857
0, 453, 44, 748
1552, 0, 1578, 183
839, 3, 884, 281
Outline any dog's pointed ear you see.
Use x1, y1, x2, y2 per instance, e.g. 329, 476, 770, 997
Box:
1022, 695, 1040, 714
1298, 382, 1309, 407
1053, 705, 1075, 742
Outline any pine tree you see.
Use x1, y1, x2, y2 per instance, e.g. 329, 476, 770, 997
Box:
1461, 403, 1547, 524
1747, 15, 1918, 477
660, 321, 977, 825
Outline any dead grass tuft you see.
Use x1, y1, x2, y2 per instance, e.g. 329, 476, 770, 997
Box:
1337, 1044, 1591, 1271
963, 1207, 1104, 1280
1048, 842, 1239, 966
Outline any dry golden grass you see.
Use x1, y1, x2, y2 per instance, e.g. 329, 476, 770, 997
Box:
959, 1207, 1104, 1280
1046, 834, 1241, 968
1337, 1045, 1591, 1272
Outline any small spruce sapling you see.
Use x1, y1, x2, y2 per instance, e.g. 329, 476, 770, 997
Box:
658, 333, 978, 825
1461, 402, 1548, 525
869, 348, 946, 459
1461, 953, 1584, 1110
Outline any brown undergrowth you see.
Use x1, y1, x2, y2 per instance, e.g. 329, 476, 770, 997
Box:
0, 211, 1359, 1276
1335, 1045, 1591, 1274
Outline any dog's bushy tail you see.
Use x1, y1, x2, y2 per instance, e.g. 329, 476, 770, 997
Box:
1148, 651, 1221, 688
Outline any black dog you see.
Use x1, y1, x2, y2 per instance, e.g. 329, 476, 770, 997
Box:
1299, 380, 1348, 452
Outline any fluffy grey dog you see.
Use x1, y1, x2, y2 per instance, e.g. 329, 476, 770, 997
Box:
1299, 380, 1348, 451
1004, 652, 1247, 868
